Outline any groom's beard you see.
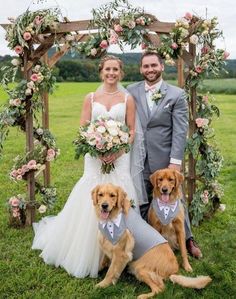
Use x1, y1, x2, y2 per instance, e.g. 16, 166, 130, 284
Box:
142, 70, 162, 84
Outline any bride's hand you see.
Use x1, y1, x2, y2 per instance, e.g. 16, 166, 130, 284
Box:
101, 150, 125, 164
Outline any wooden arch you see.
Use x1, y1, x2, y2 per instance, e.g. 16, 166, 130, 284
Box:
1, 16, 196, 225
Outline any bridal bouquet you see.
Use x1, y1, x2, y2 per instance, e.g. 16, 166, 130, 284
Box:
74, 117, 130, 174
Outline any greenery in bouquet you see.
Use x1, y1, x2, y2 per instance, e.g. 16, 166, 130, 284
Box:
74, 117, 130, 174
78, 0, 153, 58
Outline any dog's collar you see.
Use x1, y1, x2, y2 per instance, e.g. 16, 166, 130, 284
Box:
155, 197, 178, 212
99, 212, 122, 229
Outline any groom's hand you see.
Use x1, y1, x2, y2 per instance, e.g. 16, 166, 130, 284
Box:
168, 163, 181, 172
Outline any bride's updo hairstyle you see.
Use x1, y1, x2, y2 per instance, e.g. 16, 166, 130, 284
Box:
98, 55, 124, 80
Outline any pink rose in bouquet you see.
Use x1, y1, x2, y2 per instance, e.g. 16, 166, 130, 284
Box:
74, 117, 130, 174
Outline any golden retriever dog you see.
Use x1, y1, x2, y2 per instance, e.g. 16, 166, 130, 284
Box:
148, 168, 192, 272
92, 183, 211, 299
92, 183, 135, 288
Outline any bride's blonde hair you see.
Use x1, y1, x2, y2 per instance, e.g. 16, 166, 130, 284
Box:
98, 55, 124, 80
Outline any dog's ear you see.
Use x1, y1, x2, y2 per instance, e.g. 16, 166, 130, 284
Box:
174, 170, 184, 187
150, 170, 159, 187
91, 185, 100, 206
116, 187, 129, 212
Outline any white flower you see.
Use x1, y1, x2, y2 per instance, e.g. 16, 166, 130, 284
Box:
88, 138, 96, 146
106, 120, 117, 128
27, 81, 35, 89
108, 128, 119, 136
90, 48, 97, 56
25, 88, 32, 96
190, 34, 199, 45
97, 126, 106, 134
65, 34, 75, 41
11, 58, 21, 66
36, 128, 44, 135
34, 65, 41, 73
218, 204, 226, 212
38, 205, 47, 214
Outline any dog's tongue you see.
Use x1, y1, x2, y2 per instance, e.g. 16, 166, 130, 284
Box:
161, 194, 169, 203
101, 211, 109, 220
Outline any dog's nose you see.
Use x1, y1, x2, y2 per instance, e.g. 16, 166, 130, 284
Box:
161, 187, 168, 194
101, 203, 109, 210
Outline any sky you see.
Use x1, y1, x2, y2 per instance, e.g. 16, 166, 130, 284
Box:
0, 0, 235, 58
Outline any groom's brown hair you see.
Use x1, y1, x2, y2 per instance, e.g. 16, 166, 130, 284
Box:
140, 51, 163, 65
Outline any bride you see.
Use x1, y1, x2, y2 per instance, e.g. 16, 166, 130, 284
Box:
32, 55, 146, 278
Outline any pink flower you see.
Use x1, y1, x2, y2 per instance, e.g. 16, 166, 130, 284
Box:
109, 30, 119, 45
127, 20, 136, 29
17, 168, 23, 175
201, 46, 210, 54
136, 17, 145, 26
14, 45, 23, 55
9, 197, 20, 207
99, 40, 109, 49
30, 73, 39, 82
114, 24, 123, 32
195, 118, 209, 128
184, 12, 193, 21
171, 42, 178, 49
47, 148, 55, 157
141, 43, 148, 50
27, 160, 37, 169
23, 32, 32, 41
34, 16, 43, 26
195, 65, 203, 73
16, 175, 23, 180
223, 51, 230, 60
10, 170, 18, 177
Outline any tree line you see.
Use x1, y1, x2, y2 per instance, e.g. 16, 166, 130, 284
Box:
0, 52, 235, 82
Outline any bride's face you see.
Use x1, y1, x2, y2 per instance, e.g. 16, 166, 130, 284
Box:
101, 60, 121, 85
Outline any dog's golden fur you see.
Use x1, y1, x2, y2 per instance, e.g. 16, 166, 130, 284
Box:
92, 183, 211, 299
148, 168, 193, 272
92, 183, 135, 287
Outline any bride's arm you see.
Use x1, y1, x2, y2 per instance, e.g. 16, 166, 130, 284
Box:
126, 95, 136, 144
80, 93, 92, 125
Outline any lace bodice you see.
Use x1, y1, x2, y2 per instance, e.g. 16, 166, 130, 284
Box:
91, 93, 127, 122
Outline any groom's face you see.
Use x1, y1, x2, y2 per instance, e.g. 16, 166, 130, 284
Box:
140, 55, 164, 83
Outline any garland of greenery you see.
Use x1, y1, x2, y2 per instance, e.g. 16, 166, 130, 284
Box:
0, 0, 229, 225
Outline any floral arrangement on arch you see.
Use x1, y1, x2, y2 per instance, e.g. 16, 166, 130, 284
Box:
0, 8, 63, 224
77, 0, 154, 58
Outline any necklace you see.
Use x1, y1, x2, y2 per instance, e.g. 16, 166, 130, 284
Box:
103, 90, 119, 95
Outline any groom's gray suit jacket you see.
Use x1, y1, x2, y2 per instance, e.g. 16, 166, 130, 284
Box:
127, 80, 188, 173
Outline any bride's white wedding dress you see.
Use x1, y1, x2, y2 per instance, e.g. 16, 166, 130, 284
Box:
32, 95, 140, 278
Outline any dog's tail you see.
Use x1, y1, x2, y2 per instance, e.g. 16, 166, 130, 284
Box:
169, 274, 212, 289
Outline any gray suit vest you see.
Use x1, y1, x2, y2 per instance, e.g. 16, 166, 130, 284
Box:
98, 208, 167, 260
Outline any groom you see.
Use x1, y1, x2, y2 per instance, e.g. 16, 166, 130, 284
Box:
127, 51, 202, 258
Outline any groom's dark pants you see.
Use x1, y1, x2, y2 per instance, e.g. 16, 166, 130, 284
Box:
140, 157, 193, 240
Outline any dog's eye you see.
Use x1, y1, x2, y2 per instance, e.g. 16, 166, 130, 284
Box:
169, 178, 174, 182
110, 193, 116, 197
98, 193, 104, 197
158, 178, 163, 182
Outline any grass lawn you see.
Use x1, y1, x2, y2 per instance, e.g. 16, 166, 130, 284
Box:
0, 82, 235, 298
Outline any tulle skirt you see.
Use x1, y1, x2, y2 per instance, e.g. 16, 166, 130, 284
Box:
32, 153, 140, 278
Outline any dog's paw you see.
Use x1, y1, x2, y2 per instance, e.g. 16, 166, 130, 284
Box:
183, 262, 193, 272
95, 280, 110, 288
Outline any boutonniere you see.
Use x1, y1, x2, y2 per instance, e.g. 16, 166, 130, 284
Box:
151, 90, 163, 104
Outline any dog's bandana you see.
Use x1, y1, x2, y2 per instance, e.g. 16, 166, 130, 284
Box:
99, 213, 126, 245
98, 208, 167, 259
151, 198, 180, 225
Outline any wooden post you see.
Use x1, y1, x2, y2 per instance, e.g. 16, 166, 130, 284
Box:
24, 48, 36, 225
177, 57, 184, 88
42, 53, 50, 187
188, 44, 197, 202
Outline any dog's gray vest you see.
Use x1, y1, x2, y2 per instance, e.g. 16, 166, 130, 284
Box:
151, 198, 180, 225
98, 208, 167, 260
